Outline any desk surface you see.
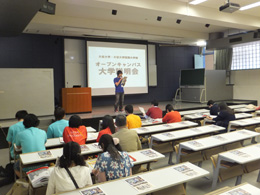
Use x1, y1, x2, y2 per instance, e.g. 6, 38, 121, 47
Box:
133, 121, 198, 135
151, 125, 225, 142
15, 132, 98, 152
179, 109, 209, 116
86, 148, 165, 172
184, 112, 210, 120
229, 117, 260, 127
234, 108, 256, 113
218, 183, 260, 195
20, 143, 102, 166
180, 130, 260, 151
229, 104, 247, 109
220, 143, 260, 164
141, 118, 163, 126
204, 113, 253, 124
58, 162, 209, 195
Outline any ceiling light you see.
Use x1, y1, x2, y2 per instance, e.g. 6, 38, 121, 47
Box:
189, 0, 208, 5
157, 16, 162, 21
196, 40, 207, 47
240, 2, 260, 11
205, 24, 210, 28
176, 19, 181, 24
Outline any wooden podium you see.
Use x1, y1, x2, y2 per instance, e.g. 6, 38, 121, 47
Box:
62, 87, 92, 114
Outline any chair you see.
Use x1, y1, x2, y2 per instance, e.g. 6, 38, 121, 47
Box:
152, 141, 174, 154
224, 141, 243, 151
211, 154, 244, 183
203, 146, 225, 160
174, 144, 203, 164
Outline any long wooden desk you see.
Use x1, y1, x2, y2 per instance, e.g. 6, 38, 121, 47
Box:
57, 162, 209, 195
132, 121, 198, 136
150, 125, 225, 164
176, 130, 260, 165
227, 117, 260, 132
212, 143, 260, 190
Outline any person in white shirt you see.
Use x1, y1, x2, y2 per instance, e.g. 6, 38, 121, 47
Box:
46, 142, 92, 195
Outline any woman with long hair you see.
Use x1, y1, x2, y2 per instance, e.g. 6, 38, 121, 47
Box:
46, 142, 92, 195
93, 134, 133, 182
96, 115, 116, 142
208, 102, 235, 131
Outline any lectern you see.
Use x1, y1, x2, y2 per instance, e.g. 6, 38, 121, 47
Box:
62, 87, 92, 113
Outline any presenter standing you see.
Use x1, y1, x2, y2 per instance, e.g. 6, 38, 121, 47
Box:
114, 70, 127, 112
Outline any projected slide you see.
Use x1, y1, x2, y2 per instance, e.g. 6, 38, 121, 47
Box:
87, 41, 148, 96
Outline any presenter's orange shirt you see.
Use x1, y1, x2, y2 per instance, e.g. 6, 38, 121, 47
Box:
126, 114, 142, 129
63, 125, 87, 145
162, 111, 182, 124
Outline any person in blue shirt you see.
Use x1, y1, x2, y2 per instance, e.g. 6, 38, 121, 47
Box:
14, 114, 47, 177
207, 100, 219, 115
6, 110, 28, 159
114, 70, 127, 112
47, 107, 69, 138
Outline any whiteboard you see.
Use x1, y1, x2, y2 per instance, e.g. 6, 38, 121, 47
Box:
0, 68, 55, 119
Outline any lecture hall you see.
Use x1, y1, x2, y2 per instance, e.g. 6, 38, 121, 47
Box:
1, 0, 260, 195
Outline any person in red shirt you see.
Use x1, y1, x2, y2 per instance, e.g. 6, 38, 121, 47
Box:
162, 104, 182, 123
96, 115, 115, 142
145, 100, 163, 119
63, 115, 87, 145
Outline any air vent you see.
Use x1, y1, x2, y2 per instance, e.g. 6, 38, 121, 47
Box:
229, 37, 242, 43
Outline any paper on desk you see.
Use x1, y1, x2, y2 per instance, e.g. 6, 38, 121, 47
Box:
125, 176, 154, 192
80, 186, 106, 195
173, 165, 198, 177
139, 107, 145, 115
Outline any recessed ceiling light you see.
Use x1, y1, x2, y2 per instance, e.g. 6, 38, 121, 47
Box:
197, 40, 207, 47
189, 0, 208, 5
240, 1, 260, 11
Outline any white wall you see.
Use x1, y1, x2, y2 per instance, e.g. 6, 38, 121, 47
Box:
231, 69, 260, 104
64, 39, 86, 88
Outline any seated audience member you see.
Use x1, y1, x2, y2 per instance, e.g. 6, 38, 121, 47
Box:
145, 100, 163, 119
6, 110, 28, 159
207, 102, 235, 130
207, 100, 219, 115
162, 104, 181, 123
93, 134, 133, 182
112, 115, 141, 152
15, 114, 47, 177
46, 142, 92, 195
63, 115, 87, 145
47, 107, 69, 138
96, 115, 115, 142
125, 105, 142, 129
